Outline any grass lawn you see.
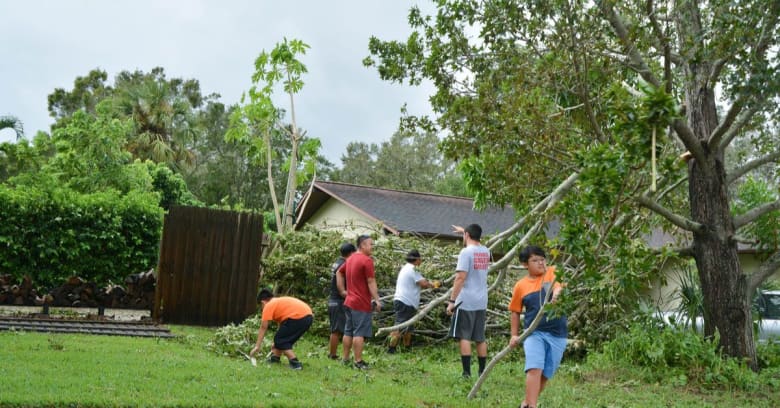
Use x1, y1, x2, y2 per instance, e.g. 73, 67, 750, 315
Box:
1, 325, 778, 407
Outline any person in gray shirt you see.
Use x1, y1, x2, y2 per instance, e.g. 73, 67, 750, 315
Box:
446, 224, 491, 378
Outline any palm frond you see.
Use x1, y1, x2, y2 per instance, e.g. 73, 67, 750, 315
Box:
0, 115, 24, 140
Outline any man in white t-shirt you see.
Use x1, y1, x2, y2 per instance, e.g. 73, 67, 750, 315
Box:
388, 249, 440, 354
446, 224, 491, 378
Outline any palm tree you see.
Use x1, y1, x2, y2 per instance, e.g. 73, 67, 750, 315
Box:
0, 115, 24, 140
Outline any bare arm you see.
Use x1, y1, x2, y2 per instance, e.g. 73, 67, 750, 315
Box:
509, 312, 522, 347
450, 271, 466, 300
336, 268, 347, 298
367, 277, 381, 311
249, 319, 270, 357
446, 271, 466, 315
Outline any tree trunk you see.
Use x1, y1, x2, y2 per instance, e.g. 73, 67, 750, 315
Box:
686, 73, 758, 370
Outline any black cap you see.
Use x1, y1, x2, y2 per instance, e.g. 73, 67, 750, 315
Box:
405, 249, 421, 263
340, 242, 357, 257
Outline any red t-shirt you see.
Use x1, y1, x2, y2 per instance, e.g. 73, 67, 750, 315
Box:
342, 252, 375, 312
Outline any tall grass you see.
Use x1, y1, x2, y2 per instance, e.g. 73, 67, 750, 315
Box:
1, 325, 778, 407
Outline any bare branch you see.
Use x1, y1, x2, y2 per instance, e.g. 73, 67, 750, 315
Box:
708, 94, 747, 148
655, 175, 688, 201
727, 151, 780, 184
719, 104, 762, 150
599, 1, 661, 87
376, 289, 452, 337
636, 195, 704, 233
649, 245, 695, 257
734, 199, 780, 229
486, 172, 580, 248
671, 119, 708, 165
748, 249, 780, 294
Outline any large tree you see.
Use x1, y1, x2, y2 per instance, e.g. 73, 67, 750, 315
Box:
366, 0, 780, 369
334, 128, 467, 196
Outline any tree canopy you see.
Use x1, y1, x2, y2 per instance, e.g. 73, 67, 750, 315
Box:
365, 0, 780, 368
333, 127, 467, 196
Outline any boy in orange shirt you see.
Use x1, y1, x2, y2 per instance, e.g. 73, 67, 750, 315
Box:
249, 289, 313, 370
508, 246, 566, 408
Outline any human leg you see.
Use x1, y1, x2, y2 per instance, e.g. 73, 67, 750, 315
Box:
351, 310, 374, 365
329, 332, 342, 357
353, 336, 365, 361
402, 331, 412, 347
459, 339, 472, 376
388, 330, 400, 353
524, 368, 543, 407
342, 307, 355, 361
342, 335, 353, 361
328, 303, 346, 358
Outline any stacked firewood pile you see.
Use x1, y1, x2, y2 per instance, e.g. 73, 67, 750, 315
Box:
0, 270, 156, 309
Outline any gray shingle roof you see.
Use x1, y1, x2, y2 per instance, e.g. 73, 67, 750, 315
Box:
295, 181, 517, 239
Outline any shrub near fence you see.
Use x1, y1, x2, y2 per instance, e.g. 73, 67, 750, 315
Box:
0, 184, 164, 291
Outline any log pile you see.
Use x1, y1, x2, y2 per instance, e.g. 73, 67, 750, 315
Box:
0, 275, 42, 306
0, 270, 156, 309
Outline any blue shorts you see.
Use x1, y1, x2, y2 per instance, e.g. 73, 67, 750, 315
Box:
523, 331, 567, 379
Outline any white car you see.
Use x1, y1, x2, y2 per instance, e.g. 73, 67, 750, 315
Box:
658, 290, 780, 343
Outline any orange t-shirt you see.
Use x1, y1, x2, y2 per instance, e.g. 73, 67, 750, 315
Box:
261, 297, 312, 324
508, 266, 567, 337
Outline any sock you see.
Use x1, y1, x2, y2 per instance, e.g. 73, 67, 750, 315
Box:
461, 355, 472, 376
478, 356, 487, 375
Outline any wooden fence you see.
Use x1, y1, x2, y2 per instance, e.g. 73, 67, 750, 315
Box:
153, 206, 264, 326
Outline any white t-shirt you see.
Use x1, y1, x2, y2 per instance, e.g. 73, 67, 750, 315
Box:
394, 263, 425, 308
454, 244, 491, 311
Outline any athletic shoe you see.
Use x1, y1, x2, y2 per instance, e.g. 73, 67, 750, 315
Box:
267, 355, 281, 364
387, 346, 397, 354
289, 360, 303, 370
354, 360, 370, 370
328, 354, 339, 360
341, 359, 351, 366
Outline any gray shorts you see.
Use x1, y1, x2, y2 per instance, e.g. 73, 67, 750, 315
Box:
344, 307, 373, 338
393, 300, 417, 333
449, 309, 486, 342
328, 302, 347, 333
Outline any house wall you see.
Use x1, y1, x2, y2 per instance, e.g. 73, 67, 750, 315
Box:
306, 199, 383, 237
648, 253, 778, 311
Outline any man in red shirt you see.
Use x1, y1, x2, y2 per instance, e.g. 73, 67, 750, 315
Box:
249, 289, 313, 370
339, 235, 381, 369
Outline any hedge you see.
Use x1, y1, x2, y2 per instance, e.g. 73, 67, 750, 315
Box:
0, 184, 164, 291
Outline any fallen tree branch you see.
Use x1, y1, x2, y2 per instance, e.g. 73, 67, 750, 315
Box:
376, 288, 453, 337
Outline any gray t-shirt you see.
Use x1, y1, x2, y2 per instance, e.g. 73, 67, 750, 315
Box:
394, 263, 424, 308
454, 244, 491, 311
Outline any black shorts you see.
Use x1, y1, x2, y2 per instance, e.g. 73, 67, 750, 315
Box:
393, 300, 417, 333
273, 315, 313, 350
449, 309, 486, 342
328, 302, 347, 333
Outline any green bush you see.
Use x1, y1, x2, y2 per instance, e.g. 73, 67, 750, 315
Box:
0, 183, 163, 290
598, 318, 762, 390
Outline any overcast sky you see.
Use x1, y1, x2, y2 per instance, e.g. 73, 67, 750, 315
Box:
0, 0, 436, 165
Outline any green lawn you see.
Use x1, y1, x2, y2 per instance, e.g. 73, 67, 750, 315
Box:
0, 326, 777, 407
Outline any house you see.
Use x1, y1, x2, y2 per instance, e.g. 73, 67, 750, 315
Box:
294, 180, 516, 242
295, 180, 775, 311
